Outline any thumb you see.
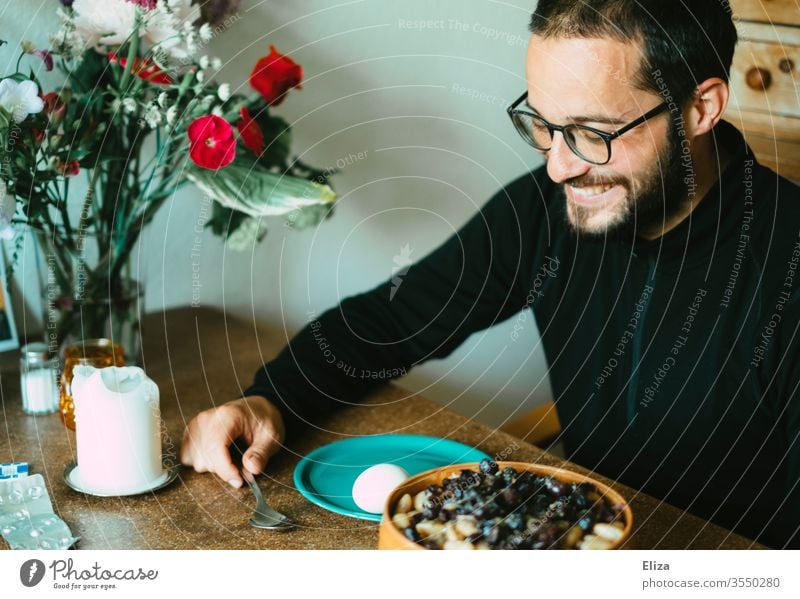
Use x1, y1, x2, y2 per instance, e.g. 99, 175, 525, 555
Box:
243, 428, 278, 475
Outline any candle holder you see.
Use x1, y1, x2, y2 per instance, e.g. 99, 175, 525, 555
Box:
59, 338, 125, 430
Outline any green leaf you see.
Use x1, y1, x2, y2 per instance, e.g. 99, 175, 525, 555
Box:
186, 159, 336, 219
205, 200, 250, 239
285, 202, 335, 230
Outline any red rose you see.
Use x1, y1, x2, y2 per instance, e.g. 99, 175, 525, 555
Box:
108, 52, 173, 85
57, 160, 80, 177
236, 106, 265, 155
249, 45, 302, 106
187, 115, 236, 170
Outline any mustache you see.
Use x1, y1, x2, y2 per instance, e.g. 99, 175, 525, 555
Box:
565, 176, 627, 187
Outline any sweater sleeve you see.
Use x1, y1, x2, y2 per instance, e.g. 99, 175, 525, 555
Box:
767, 293, 800, 549
243, 171, 545, 440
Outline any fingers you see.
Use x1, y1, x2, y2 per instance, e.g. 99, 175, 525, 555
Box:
242, 425, 280, 475
180, 406, 245, 488
180, 396, 286, 487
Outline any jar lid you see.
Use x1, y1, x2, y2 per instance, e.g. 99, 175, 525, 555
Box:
20, 342, 54, 360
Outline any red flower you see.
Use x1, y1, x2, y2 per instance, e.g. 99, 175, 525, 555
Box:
236, 106, 265, 155
57, 160, 80, 177
33, 49, 54, 72
125, 0, 158, 9
108, 52, 173, 85
249, 45, 302, 106
43, 92, 66, 125
187, 115, 236, 170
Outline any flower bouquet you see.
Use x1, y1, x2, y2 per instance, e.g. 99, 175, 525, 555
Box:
0, 0, 336, 358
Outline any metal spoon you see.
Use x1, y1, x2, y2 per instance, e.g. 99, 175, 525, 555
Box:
242, 470, 294, 530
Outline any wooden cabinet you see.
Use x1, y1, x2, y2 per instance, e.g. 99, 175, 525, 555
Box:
725, 0, 800, 182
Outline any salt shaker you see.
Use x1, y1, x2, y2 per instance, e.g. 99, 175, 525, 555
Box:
20, 343, 59, 415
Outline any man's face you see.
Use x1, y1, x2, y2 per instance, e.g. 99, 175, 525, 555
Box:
525, 35, 685, 238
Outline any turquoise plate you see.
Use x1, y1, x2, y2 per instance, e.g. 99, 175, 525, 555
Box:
293, 434, 489, 521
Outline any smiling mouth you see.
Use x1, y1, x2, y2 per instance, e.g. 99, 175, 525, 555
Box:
565, 182, 621, 206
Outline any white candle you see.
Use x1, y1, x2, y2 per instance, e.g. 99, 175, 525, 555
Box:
21, 369, 59, 414
71, 365, 164, 495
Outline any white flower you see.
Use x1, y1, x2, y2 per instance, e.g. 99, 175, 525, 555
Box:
144, 104, 162, 128
199, 55, 210, 69
0, 180, 16, 240
198, 23, 213, 43
217, 83, 230, 102
195, 70, 205, 83
227, 218, 268, 251
0, 79, 45, 124
165, 105, 178, 125
157, 92, 168, 108
49, 23, 86, 62
72, 0, 138, 47
211, 105, 223, 117
211, 57, 222, 69
145, 0, 201, 60
185, 31, 199, 55
121, 98, 137, 114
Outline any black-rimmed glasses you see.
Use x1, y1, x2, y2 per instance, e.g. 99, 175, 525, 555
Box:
506, 92, 670, 165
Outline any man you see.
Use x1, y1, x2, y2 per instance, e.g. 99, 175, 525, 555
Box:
181, 0, 800, 548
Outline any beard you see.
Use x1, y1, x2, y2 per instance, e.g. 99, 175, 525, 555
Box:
563, 123, 689, 241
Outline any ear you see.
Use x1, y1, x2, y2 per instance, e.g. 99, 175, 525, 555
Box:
684, 77, 730, 139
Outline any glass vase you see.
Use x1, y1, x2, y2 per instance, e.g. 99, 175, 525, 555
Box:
34, 232, 145, 364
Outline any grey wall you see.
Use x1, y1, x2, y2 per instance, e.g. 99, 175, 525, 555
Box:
0, 0, 553, 428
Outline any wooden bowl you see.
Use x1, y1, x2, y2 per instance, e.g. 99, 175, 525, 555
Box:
379, 461, 633, 549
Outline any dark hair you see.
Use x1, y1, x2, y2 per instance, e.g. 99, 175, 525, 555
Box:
529, 0, 738, 105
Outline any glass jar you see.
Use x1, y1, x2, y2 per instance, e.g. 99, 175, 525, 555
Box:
59, 338, 125, 430
20, 343, 60, 415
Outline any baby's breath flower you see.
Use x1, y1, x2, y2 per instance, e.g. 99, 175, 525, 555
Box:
211, 57, 222, 69
185, 31, 198, 54
211, 105, 223, 117
198, 23, 213, 43
122, 98, 137, 114
199, 55, 210, 69
157, 92, 169, 108
217, 83, 230, 102
195, 69, 205, 83
165, 105, 178, 125
144, 104, 162, 128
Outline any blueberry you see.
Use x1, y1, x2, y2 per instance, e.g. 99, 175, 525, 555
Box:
501, 467, 516, 483
479, 458, 499, 475
576, 512, 594, 532
505, 512, 525, 531
502, 488, 520, 506
404, 527, 421, 542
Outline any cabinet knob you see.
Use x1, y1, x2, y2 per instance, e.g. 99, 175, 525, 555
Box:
778, 58, 795, 74
745, 67, 772, 91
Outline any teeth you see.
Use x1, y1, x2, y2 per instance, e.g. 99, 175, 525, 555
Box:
570, 184, 614, 197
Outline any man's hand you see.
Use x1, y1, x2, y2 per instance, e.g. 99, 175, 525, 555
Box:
180, 395, 286, 488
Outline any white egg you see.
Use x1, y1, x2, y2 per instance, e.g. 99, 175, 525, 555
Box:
352, 464, 409, 513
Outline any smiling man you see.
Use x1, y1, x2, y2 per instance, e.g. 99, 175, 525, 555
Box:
181, 0, 800, 548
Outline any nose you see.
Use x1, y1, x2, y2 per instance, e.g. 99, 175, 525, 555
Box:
545, 132, 591, 184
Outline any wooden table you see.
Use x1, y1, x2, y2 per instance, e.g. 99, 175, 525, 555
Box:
0, 307, 761, 549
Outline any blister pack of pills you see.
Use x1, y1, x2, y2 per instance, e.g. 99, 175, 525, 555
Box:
0, 474, 79, 549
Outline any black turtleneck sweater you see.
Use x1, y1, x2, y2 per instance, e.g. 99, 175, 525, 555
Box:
245, 121, 800, 548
